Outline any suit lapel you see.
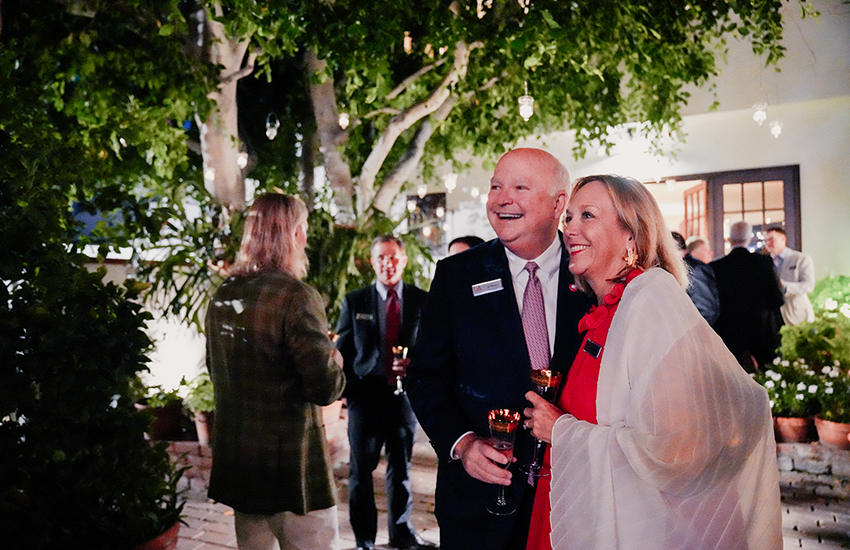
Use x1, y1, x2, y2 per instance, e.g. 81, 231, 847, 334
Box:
479, 240, 529, 369
370, 284, 381, 341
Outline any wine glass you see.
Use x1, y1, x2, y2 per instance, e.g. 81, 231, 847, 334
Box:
486, 408, 521, 516
520, 369, 562, 478
391, 345, 408, 395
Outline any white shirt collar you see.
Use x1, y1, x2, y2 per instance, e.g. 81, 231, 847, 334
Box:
504, 235, 562, 281
376, 280, 403, 300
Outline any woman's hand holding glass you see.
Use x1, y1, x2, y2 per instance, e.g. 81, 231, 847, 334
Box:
523, 391, 566, 445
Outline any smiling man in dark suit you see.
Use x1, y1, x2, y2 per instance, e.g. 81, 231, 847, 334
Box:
406, 148, 591, 550
335, 235, 433, 550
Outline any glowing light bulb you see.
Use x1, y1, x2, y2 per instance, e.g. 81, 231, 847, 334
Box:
444, 173, 458, 192
418, 186, 427, 198
770, 121, 782, 138
407, 200, 416, 213
338, 113, 350, 129
436, 206, 445, 218
265, 112, 280, 140
237, 152, 248, 169
752, 103, 767, 126
470, 188, 480, 199
518, 82, 534, 122
204, 167, 216, 181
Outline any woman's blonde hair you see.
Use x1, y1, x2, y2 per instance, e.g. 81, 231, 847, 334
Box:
230, 193, 308, 279
570, 175, 687, 292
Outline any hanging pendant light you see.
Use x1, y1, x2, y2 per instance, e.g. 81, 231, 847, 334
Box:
770, 121, 782, 138
265, 112, 280, 140
518, 81, 534, 122
443, 173, 458, 192
752, 102, 767, 126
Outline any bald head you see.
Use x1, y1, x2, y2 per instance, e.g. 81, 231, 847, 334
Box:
487, 148, 570, 259
497, 148, 570, 196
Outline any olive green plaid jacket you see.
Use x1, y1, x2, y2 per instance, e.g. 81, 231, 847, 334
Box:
206, 272, 345, 515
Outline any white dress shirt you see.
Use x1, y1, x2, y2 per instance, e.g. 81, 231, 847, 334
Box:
504, 235, 562, 357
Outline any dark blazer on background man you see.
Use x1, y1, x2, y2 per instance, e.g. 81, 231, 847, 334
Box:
335, 281, 429, 547
406, 238, 591, 550
336, 282, 428, 390
684, 253, 720, 326
711, 247, 785, 369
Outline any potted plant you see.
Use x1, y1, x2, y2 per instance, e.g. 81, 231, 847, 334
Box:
1, 256, 186, 549
814, 363, 850, 449
755, 358, 819, 442
184, 371, 216, 446
774, 296, 850, 448
135, 384, 187, 441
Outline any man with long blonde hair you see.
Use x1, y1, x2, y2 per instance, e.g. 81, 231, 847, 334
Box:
206, 193, 345, 550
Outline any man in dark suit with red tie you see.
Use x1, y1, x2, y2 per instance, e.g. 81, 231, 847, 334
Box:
406, 149, 591, 550
335, 235, 433, 550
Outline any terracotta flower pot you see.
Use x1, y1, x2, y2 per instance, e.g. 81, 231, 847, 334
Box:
773, 416, 814, 443
135, 400, 186, 440
814, 416, 850, 450
193, 410, 215, 446
131, 521, 180, 550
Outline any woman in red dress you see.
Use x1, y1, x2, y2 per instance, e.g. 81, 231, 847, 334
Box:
523, 175, 781, 550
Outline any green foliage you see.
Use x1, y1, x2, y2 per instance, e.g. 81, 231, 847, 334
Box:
778, 311, 850, 371
143, 384, 184, 408
755, 359, 820, 418
2, 0, 809, 335
757, 306, 850, 422
810, 275, 850, 313
816, 363, 850, 424
184, 371, 215, 414
1, 4, 186, 541
0, 251, 184, 547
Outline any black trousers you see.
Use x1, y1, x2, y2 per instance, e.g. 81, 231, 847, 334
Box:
346, 377, 419, 546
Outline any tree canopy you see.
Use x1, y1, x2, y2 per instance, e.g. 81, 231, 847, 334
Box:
1, 0, 810, 324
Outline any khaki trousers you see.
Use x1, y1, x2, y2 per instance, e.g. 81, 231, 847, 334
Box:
234, 505, 340, 550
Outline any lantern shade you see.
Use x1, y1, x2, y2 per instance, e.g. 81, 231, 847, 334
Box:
518, 94, 534, 121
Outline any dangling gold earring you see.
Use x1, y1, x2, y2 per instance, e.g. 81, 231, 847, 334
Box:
623, 247, 638, 269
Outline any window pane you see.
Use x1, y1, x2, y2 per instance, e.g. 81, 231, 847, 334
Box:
723, 184, 742, 211
744, 210, 764, 227
764, 209, 785, 225
764, 180, 784, 210
743, 182, 763, 211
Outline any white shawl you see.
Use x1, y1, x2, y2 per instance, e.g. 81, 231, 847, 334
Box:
549, 268, 782, 550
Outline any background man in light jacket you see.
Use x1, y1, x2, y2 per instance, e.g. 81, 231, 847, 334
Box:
764, 225, 816, 325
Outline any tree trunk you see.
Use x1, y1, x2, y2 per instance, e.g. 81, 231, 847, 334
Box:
306, 49, 356, 226
198, 3, 253, 211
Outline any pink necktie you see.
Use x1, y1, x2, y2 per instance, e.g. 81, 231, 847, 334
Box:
385, 289, 401, 382
522, 262, 550, 371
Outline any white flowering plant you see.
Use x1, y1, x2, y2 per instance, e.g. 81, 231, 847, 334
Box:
816, 362, 850, 424
754, 359, 820, 418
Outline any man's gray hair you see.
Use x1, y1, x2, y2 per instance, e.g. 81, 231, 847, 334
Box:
728, 221, 752, 246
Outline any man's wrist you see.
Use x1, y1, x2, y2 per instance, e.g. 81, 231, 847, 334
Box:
451, 431, 477, 460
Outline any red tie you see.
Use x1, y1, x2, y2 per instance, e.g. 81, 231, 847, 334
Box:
385, 288, 401, 382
